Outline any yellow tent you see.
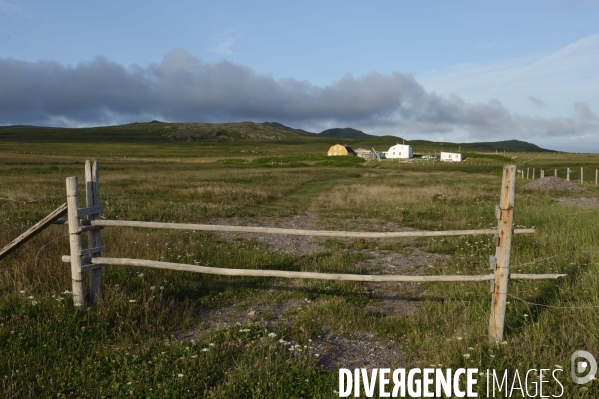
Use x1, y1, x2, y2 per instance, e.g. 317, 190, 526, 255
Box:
327, 144, 356, 156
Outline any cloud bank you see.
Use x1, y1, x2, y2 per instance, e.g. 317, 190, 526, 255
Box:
0, 49, 598, 140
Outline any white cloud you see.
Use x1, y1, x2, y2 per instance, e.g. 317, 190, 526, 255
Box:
210, 38, 235, 56
209, 31, 240, 56
0, 0, 32, 18
419, 34, 599, 120
0, 49, 597, 152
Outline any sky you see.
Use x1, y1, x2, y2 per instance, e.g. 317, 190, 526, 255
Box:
1, 0, 599, 151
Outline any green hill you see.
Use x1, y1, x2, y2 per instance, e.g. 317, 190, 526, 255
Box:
0, 121, 555, 156
261, 122, 316, 136
319, 127, 373, 139
458, 139, 555, 153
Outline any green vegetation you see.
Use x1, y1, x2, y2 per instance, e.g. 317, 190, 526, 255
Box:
319, 127, 372, 139
0, 122, 554, 160
1, 125, 598, 397
464, 152, 513, 162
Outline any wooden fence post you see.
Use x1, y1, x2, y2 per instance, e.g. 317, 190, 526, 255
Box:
532, 168, 535, 179
567, 168, 570, 181
526, 167, 529, 179
581, 167, 583, 184
489, 165, 516, 344
66, 177, 85, 308
554, 169, 557, 177
596, 169, 598, 185
85, 160, 104, 303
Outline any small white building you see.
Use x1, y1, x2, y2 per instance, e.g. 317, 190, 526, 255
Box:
385, 144, 413, 159
440, 152, 464, 162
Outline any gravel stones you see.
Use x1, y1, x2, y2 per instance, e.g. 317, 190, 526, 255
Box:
522, 177, 587, 192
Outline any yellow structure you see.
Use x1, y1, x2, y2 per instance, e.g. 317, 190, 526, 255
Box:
327, 144, 356, 156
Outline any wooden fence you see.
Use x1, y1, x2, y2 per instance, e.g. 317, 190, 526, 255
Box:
1, 160, 567, 344
521, 166, 599, 184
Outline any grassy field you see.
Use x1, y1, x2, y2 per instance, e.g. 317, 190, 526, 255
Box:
1, 136, 599, 397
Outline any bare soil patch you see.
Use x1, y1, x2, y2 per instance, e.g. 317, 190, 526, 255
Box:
172, 297, 311, 342
311, 332, 405, 370
174, 213, 451, 369
359, 247, 451, 316
213, 212, 326, 256
522, 177, 587, 192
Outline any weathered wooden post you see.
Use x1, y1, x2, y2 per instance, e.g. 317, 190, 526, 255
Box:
526, 167, 529, 179
596, 169, 598, 185
581, 167, 584, 184
66, 177, 85, 307
85, 160, 105, 303
554, 169, 557, 177
489, 165, 516, 344
532, 168, 535, 179
567, 168, 570, 181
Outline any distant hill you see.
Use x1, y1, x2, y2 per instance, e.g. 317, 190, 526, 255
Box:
319, 128, 373, 139
261, 122, 316, 136
351, 137, 553, 154
457, 140, 555, 153
0, 121, 555, 153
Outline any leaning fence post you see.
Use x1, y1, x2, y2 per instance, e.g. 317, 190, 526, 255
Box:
85, 160, 104, 303
489, 164, 516, 344
66, 177, 85, 308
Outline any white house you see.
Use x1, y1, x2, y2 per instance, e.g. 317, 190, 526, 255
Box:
440, 152, 464, 162
385, 144, 413, 159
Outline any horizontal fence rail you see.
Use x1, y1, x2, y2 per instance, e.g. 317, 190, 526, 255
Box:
61, 256, 566, 282
72, 219, 536, 238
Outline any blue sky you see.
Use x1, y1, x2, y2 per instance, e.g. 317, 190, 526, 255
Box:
1, 0, 599, 151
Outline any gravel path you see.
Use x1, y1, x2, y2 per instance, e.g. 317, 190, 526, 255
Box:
522, 177, 587, 192
174, 213, 451, 370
